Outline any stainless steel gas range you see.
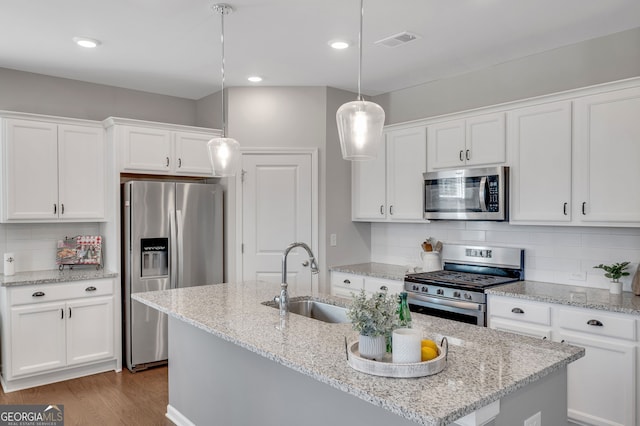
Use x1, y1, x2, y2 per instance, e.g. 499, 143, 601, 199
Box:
404, 244, 524, 326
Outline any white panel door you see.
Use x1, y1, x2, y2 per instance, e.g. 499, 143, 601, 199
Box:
58, 124, 106, 220
465, 112, 506, 167
3, 118, 59, 220
121, 126, 172, 173
387, 126, 427, 221
427, 119, 465, 170
508, 101, 572, 222
67, 296, 114, 365
352, 144, 386, 221
574, 87, 640, 225
242, 153, 313, 293
174, 131, 215, 176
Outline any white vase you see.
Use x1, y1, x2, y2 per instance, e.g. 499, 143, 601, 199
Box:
609, 280, 622, 295
358, 334, 386, 361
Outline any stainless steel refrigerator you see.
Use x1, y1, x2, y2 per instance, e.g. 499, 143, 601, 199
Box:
123, 181, 223, 371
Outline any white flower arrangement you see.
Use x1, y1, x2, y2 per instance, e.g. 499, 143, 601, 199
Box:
347, 289, 399, 337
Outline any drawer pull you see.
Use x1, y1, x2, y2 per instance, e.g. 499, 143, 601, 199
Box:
68, 307, 72, 318
511, 307, 524, 314
380, 285, 388, 291
587, 319, 603, 327
85, 286, 97, 292
542, 336, 547, 340
343, 279, 351, 285
60, 308, 64, 319
32, 291, 45, 297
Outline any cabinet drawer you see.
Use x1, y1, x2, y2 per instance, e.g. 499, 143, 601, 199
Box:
364, 278, 404, 295
10, 279, 113, 306
331, 272, 363, 293
488, 296, 551, 325
557, 308, 636, 341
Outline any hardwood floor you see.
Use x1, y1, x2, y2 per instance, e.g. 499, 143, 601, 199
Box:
0, 367, 171, 426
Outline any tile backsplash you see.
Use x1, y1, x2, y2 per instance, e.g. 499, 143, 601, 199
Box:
0, 223, 101, 273
371, 221, 640, 292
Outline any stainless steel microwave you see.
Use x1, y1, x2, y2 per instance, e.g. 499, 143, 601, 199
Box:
423, 166, 509, 221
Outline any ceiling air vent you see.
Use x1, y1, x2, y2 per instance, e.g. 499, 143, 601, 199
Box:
375, 31, 421, 48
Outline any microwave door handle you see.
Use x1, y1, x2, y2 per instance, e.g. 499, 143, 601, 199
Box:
479, 176, 488, 212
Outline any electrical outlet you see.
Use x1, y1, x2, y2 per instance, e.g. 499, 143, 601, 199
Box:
569, 271, 586, 281
330, 234, 337, 247
524, 411, 541, 426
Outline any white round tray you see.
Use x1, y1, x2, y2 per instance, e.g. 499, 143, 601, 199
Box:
346, 337, 448, 378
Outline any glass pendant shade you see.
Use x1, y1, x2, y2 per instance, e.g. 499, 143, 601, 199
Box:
207, 136, 240, 177
336, 99, 385, 160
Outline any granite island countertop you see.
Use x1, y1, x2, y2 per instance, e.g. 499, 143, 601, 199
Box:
487, 280, 640, 316
133, 280, 584, 426
0, 268, 118, 287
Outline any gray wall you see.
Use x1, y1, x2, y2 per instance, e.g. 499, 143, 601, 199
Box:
0, 67, 196, 125
374, 27, 640, 124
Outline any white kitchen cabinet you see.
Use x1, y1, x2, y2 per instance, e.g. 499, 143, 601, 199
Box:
508, 101, 573, 223
573, 86, 640, 226
1, 117, 106, 222
107, 118, 222, 177
488, 294, 639, 426
331, 271, 404, 299
427, 112, 505, 171
352, 126, 426, 222
0, 279, 118, 391
363, 276, 404, 296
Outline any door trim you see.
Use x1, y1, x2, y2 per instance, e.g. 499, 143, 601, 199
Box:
234, 148, 319, 290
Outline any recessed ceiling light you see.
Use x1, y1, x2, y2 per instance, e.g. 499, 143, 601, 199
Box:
73, 37, 101, 48
329, 40, 349, 50
247, 76, 262, 83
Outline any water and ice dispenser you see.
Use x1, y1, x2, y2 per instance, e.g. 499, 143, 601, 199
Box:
140, 238, 168, 277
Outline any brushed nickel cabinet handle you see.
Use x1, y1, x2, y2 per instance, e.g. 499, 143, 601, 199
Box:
85, 286, 97, 292
563, 202, 568, 215
582, 202, 586, 215
343, 279, 351, 285
511, 307, 524, 314
166, 157, 170, 167
53, 204, 57, 214
178, 158, 182, 168
61, 204, 64, 215
466, 149, 470, 161
68, 307, 72, 318
32, 291, 45, 297
380, 205, 384, 215
61, 308, 64, 319
389, 205, 394, 215
587, 319, 603, 327
380, 285, 388, 291
459, 150, 464, 161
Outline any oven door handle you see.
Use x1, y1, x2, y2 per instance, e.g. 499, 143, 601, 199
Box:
407, 292, 484, 312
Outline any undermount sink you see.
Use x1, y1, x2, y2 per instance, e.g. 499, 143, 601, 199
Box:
264, 298, 350, 324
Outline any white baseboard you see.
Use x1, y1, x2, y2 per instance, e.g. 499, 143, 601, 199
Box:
166, 404, 196, 426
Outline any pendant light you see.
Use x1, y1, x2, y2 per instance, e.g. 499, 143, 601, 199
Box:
336, 0, 385, 161
208, 3, 240, 177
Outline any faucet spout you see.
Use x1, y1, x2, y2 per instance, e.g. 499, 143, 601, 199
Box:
278, 242, 318, 316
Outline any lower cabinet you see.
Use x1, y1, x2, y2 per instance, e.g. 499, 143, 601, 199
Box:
0, 279, 118, 391
330, 271, 404, 299
488, 295, 638, 426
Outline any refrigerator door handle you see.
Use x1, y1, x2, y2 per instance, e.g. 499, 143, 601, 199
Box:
169, 209, 178, 289
176, 209, 184, 287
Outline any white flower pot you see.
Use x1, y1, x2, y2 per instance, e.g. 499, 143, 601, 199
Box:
609, 280, 622, 295
358, 334, 386, 361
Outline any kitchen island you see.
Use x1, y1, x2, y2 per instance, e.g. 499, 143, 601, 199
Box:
133, 281, 584, 426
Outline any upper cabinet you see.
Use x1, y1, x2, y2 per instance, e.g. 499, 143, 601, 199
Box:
573, 87, 640, 226
508, 101, 573, 223
427, 112, 506, 171
352, 126, 427, 222
104, 118, 222, 177
1, 117, 106, 222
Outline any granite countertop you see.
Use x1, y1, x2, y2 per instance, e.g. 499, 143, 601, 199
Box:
0, 268, 118, 287
133, 281, 583, 426
486, 281, 640, 316
330, 262, 411, 281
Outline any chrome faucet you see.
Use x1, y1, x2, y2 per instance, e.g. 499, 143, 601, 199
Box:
276, 242, 319, 316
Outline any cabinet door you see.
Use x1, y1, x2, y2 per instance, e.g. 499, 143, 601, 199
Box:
386, 127, 427, 221
10, 302, 66, 377
66, 296, 114, 365
465, 112, 506, 167
174, 132, 215, 176
508, 102, 572, 222
2, 119, 59, 220
488, 318, 552, 340
58, 125, 106, 220
573, 87, 640, 225
560, 331, 636, 426
427, 119, 466, 170
121, 126, 172, 173
352, 144, 387, 221
364, 277, 404, 295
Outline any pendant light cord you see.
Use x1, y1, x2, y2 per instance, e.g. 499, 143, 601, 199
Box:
357, 0, 363, 102
213, 4, 232, 138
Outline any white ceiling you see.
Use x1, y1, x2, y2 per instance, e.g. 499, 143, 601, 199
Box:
2, 0, 639, 100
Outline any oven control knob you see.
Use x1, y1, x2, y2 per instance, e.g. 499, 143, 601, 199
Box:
413, 285, 419, 291
421, 286, 428, 293
453, 291, 461, 298
464, 293, 472, 300
436, 289, 444, 295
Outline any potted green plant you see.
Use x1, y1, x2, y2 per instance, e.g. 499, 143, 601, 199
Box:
593, 261, 630, 294
347, 289, 398, 360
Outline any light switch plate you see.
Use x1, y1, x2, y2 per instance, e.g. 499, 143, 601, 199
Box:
330, 234, 337, 247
